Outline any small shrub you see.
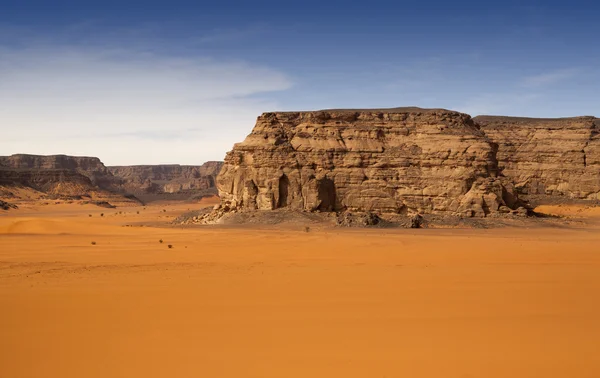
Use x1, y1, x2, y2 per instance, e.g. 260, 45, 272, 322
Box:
167, 244, 173, 249
100, 213, 104, 217
136, 211, 139, 214
304, 226, 310, 233
91, 241, 97, 245
88, 214, 92, 217
162, 209, 166, 213
159, 239, 164, 243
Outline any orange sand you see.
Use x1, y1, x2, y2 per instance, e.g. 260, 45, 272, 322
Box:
1, 203, 600, 378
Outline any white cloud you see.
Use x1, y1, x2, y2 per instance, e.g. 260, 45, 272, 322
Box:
0, 44, 292, 165
522, 68, 579, 87
458, 93, 542, 116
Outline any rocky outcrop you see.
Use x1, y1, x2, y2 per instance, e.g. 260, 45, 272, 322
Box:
0, 154, 116, 188
475, 116, 600, 200
216, 107, 526, 217
0, 168, 97, 197
0, 154, 223, 203
108, 162, 223, 198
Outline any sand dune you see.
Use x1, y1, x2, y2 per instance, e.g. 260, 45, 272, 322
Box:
2, 203, 600, 378
535, 204, 600, 218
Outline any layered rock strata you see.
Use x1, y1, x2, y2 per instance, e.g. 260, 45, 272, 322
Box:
108, 162, 222, 196
0, 154, 223, 204
216, 108, 525, 217
0, 168, 97, 197
475, 116, 600, 200
0, 154, 115, 188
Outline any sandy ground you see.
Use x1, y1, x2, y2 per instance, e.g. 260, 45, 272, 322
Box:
1, 202, 600, 378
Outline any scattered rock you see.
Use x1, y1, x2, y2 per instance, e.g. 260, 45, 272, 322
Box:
513, 207, 530, 217
336, 211, 382, 227
0, 200, 18, 210
86, 201, 116, 208
410, 214, 423, 229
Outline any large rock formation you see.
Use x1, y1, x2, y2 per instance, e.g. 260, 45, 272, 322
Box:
108, 162, 222, 197
217, 108, 525, 217
0, 154, 120, 200
0, 154, 223, 204
0, 168, 98, 197
475, 116, 600, 200
0, 154, 115, 188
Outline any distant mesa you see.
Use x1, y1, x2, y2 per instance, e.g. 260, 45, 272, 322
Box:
107, 162, 223, 203
0, 154, 223, 206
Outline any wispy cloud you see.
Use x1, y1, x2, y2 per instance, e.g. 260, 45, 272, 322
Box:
522, 68, 579, 87
0, 33, 292, 165
459, 93, 542, 116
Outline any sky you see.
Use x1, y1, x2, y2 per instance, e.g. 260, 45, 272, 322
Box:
1, 0, 599, 165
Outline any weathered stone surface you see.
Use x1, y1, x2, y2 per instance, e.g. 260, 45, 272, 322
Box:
476, 116, 600, 200
0, 154, 115, 188
0, 154, 223, 203
217, 107, 523, 217
0, 167, 97, 197
108, 162, 223, 196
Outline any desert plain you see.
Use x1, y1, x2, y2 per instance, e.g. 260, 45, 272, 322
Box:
1, 200, 600, 378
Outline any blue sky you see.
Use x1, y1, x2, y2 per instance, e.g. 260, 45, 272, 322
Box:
1, 0, 599, 164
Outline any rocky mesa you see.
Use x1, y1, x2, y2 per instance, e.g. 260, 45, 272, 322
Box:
108, 162, 222, 201
0, 154, 223, 205
0, 154, 119, 201
475, 115, 600, 201
216, 107, 527, 218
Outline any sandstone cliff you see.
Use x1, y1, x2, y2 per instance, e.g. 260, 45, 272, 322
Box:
476, 116, 600, 200
0, 168, 97, 197
108, 162, 223, 200
216, 107, 525, 217
0, 154, 116, 188
0, 154, 223, 204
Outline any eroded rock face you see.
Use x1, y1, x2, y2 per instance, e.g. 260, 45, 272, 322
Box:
0, 154, 115, 188
0, 168, 96, 196
217, 108, 523, 216
475, 116, 600, 200
0, 154, 223, 203
108, 162, 223, 196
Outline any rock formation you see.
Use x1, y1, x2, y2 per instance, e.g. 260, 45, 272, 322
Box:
216, 107, 526, 217
0, 154, 116, 188
0, 167, 98, 197
0, 154, 120, 201
0, 154, 223, 204
475, 116, 600, 200
108, 162, 222, 199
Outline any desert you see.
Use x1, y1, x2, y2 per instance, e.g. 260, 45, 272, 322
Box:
2, 106, 600, 377
3, 1, 600, 374
2, 199, 600, 378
